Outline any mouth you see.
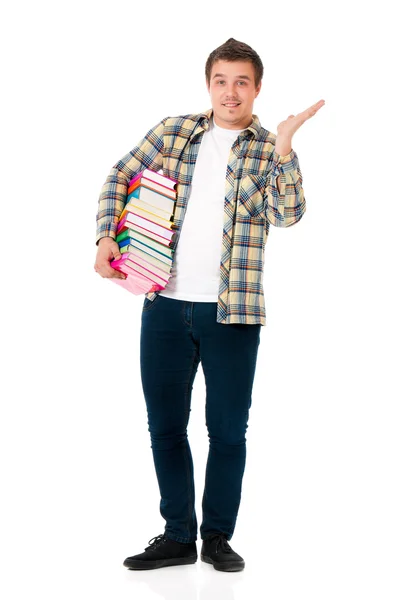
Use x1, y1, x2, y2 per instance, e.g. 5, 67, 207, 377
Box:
222, 102, 241, 108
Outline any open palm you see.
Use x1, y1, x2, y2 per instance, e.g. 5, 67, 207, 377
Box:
277, 99, 325, 138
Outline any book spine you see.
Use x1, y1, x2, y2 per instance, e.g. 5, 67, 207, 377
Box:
121, 213, 174, 238
118, 224, 175, 250
125, 248, 171, 273
125, 254, 170, 279
122, 240, 172, 265
128, 178, 177, 200
123, 201, 174, 225
129, 168, 178, 190
125, 259, 169, 286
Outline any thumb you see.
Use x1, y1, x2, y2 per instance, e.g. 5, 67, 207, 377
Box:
113, 246, 122, 260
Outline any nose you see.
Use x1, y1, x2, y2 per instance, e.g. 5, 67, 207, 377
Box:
226, 82, 236, 96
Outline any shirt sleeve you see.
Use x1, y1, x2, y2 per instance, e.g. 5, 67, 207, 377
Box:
265, 148, 306, 228
95, 116, 167, 245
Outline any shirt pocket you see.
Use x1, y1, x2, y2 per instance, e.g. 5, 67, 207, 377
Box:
237, 174, 266, 219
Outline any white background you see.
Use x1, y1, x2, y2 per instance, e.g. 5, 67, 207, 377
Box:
1, 0, 397, 598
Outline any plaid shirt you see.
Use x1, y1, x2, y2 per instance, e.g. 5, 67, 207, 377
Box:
96, 108, 306, 325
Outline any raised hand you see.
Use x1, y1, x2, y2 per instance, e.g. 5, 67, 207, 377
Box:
277, 99, 325, 140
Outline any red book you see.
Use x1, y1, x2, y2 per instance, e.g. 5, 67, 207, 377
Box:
128, 179, 176, 201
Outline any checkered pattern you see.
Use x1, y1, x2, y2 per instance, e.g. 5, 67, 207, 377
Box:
96, 108, 306, 325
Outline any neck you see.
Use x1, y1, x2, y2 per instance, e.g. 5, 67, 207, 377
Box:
212, 112, 252, 130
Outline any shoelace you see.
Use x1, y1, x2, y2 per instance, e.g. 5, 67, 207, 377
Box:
206, 534, 233, 554
145, 534, 167, 552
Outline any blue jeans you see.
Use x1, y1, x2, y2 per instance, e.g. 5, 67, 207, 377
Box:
140, 294, 262, 543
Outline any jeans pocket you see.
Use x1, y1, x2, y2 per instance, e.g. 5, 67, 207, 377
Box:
142, 293, 161, 312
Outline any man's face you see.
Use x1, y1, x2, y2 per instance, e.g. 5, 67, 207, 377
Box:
207, 59, 261, 130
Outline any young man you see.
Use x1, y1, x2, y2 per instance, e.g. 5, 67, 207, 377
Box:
94, 38, 324, 572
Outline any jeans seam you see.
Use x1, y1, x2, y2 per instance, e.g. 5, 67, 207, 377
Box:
182, 346, 199, 540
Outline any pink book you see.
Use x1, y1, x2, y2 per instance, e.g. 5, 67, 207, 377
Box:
112, 255, 169, 286
109, 258, 164, 295
129, 168, 178, 191
110, 274, 161, 295
117, 250, 170, 280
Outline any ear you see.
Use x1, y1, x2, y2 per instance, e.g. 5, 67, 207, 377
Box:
255, 80, 262, 98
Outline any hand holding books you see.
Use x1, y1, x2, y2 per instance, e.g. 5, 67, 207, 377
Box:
94, 237, 127, 280
100, 169, 179, 295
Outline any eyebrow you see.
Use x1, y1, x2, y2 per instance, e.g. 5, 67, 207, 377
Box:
212, 73, 251, 81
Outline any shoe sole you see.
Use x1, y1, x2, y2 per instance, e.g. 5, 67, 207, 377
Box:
201, 554, 245, 572
124, 555, 197, 570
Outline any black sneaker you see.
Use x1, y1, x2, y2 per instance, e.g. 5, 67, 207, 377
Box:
201, 533, 245, 572
123, 534, 198, 570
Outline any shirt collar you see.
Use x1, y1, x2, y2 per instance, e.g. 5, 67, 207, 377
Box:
197, 108, 261, 140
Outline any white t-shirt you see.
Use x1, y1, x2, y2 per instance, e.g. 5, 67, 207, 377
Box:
159, 116, 245, 302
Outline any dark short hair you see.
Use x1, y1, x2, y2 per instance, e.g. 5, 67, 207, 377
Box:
205, 38, 263, 88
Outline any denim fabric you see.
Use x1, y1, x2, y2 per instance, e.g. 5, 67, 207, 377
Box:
140, 294, 261, 543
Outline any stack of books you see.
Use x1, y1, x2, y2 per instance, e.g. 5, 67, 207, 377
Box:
109, 168, 178, 295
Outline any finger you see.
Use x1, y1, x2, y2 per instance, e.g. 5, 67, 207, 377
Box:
113, 271, 127, 279
107, 269, 126, 279
298, 105, 321, 122
97, 263, 126, 279
299, 99, 325, 116
108, 267, 126, 279
308, 99, 326, 114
